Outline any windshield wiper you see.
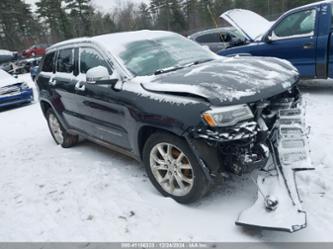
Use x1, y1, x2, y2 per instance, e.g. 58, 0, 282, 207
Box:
153, 59, 214, 75
183, 58, 214, 68
154, 65, 184, 75
192, 58, 214, 65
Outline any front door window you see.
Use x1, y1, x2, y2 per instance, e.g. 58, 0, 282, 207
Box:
79, 47, 112, 74
272, 9, 316, 40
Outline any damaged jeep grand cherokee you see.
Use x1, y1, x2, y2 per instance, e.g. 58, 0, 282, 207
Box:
37, 30, 312, 232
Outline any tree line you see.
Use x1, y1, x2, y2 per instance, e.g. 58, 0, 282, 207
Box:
0, 0, 318, 51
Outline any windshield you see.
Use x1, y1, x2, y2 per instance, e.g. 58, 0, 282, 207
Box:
116, 34, 216, 76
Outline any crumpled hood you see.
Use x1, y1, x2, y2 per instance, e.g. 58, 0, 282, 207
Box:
0, 69, 22, 88
139, 57, 299, 106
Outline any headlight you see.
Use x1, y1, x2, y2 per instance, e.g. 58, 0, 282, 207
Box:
21, 82, 29, 90
202, 104, 254, 127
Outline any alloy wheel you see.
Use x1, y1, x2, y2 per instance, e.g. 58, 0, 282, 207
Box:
149, 143, 194, 196
48, 113, 64, 144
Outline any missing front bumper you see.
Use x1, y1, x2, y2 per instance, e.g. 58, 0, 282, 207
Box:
236, 99, 314, 233
236, 157, 308, 233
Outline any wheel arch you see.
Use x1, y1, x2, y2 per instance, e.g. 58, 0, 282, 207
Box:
40, 99, 53, 117
39, 98, 70, 131
137, 125, 184, 160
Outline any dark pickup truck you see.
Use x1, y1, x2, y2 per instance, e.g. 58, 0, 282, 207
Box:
219, 0, 333, 79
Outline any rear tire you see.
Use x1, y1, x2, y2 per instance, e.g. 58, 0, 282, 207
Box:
143, 132, 210, 204
46, 108, 78, 148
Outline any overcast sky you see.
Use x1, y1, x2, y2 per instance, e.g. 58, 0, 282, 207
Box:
24, 0, 148, 12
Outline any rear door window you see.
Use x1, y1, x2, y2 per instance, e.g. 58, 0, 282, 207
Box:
79, 47, 111, 74
42, 52, 55, 72
57, 48, 74, 73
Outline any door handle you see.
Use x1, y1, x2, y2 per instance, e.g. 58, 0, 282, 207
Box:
75, 81, 86, 91
303, 43, 314, 49
49, 78, 57, 86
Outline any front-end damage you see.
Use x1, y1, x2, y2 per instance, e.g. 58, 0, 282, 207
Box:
187, 86, 314, 232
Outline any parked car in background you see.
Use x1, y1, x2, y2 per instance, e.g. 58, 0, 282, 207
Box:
0, 61, 26, 75
23, 57, 42, 81
0, 69, 33, 108
219, 1, 333, 79
0, 61, 13, 72
22, 44, 48, 58
189, 27, 246, 53
0, 49, 15, 64
1, 57, 42, 75
22, 57, 42, 73
30, 65, 40, 81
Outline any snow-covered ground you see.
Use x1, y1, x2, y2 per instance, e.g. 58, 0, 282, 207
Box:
0, 74, 332, 242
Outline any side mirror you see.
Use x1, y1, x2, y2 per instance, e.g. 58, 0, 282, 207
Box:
86, 66, 110, 84
86, 66, 119, 86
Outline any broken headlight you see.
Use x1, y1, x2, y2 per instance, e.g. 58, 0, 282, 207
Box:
202, 104, 254, 127
20, 82, 30, 90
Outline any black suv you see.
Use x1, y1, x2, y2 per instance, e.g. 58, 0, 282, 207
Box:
36, 30, 300, 204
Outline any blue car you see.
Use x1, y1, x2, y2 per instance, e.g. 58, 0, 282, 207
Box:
30, 66, 40, 81
219, 1, 333, 79
0, 69, 33, 108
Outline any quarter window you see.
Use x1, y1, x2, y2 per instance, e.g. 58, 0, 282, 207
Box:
80, 48, 111, 74
273, 9, 316, 39
42, 52, 55, 72
57, 48, 74, 73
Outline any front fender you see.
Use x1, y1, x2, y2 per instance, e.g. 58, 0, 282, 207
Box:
39, 93, 71, 132
218, 42, 258, 56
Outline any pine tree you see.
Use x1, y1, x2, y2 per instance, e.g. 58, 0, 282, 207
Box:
184, 0, 202, 32
150, 0, 186, 31
169, 0, 187, 32
64, 0, 93, 36
197, 0, 215, 28
36, 0, 72, 42
136, 3, 153, 29
0, 0, 43, 50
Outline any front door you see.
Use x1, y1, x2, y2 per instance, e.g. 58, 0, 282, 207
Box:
70, 46, 131, 150
255, 8, 317, 78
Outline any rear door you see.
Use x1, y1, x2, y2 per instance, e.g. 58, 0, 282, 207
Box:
36, 51, 56, 101
52, 47, 79, 127
70, 46, 131, 150
257, 8, 318, 78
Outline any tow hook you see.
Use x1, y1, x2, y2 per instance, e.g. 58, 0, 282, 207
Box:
251, 176, 279, 211
264, 195, 279, 211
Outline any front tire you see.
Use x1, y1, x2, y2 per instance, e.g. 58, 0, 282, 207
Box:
46, 109, 78, 148
143, 132, 210, 204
